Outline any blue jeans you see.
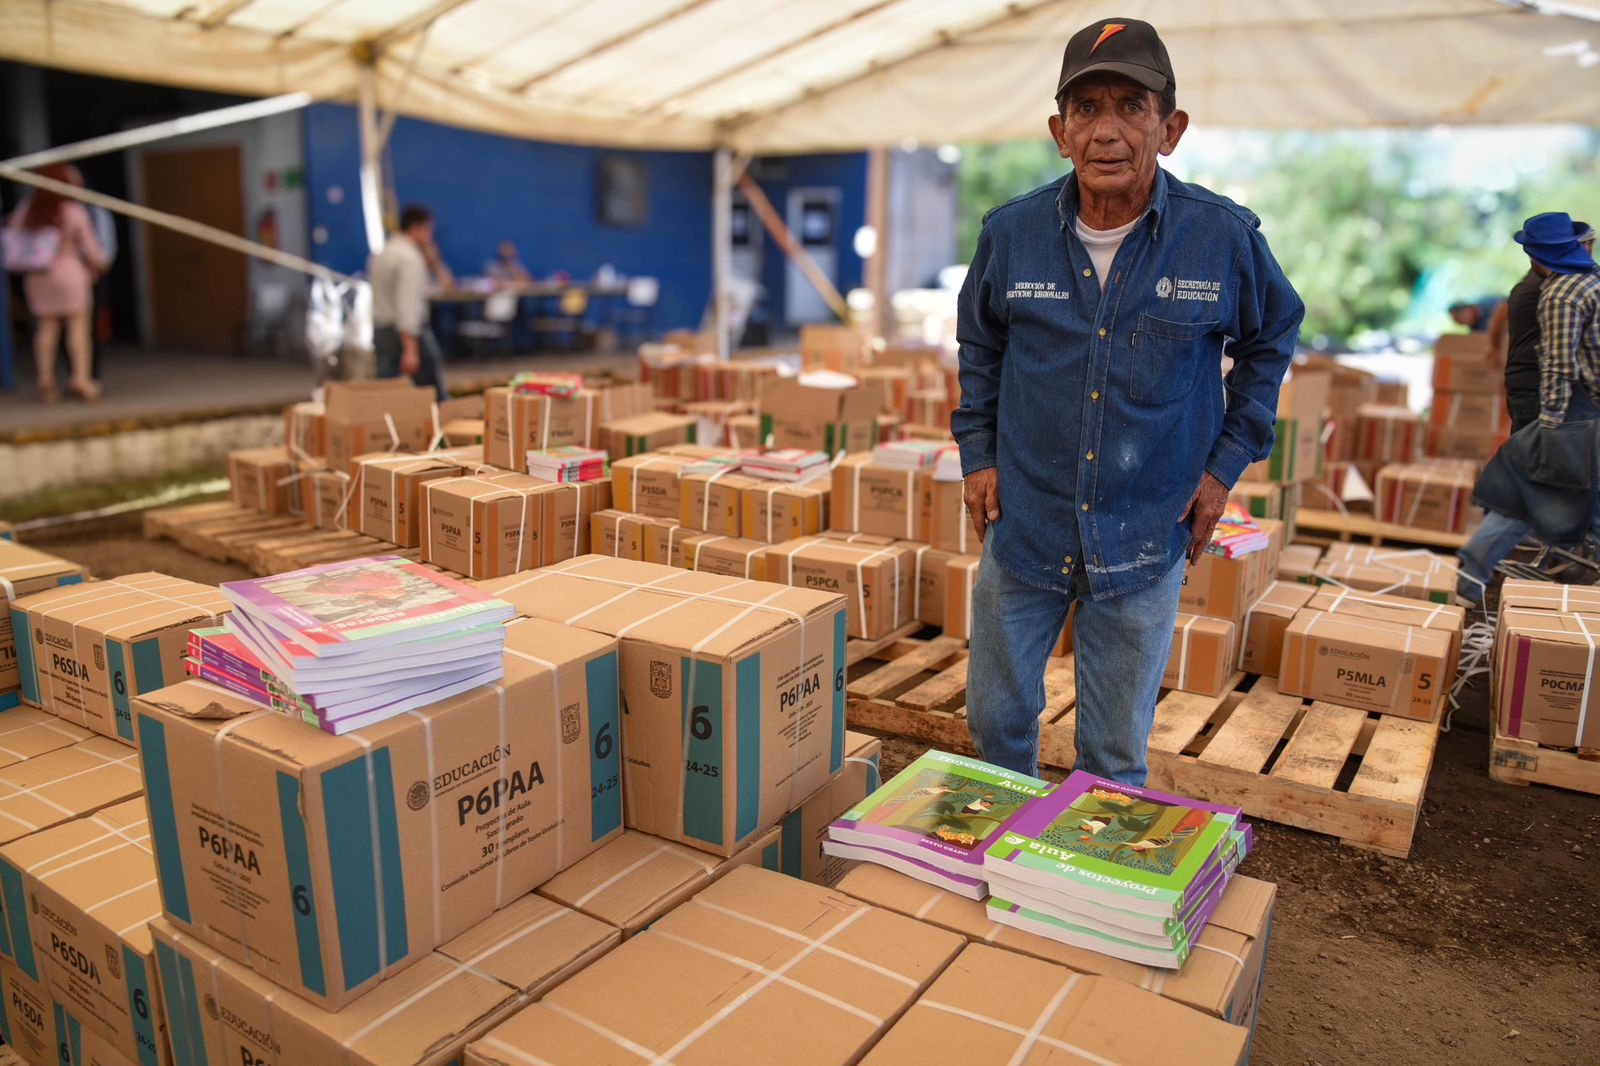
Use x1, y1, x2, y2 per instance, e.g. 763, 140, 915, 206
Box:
966, 539, 1187, 784
1457, 510, 1532, 601
373, 325, 448, 400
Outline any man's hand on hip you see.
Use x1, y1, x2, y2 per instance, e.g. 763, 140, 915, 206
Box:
964, 468, 1001, 541
1181, 472, 1228, 564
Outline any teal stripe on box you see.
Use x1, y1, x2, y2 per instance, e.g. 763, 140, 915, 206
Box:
0, 861, 11, 957
129, 638, 166, 736
0, 691, 18, 712
106, 643, 133, 741
11, 610, 38, 705
60, 1005, 83, 1066
136, 716, 191, 922
154, 941, 206, 1066
59, 574, 83, 588
865, 753, 881, 793
0, 960, 13, 1048
680, 657, 724, 847
321, 751, 409, 990
0, 859, 37, 978
780, 808, 803, 878
762, 840, 780, 871
830, 610, 847, 772
123, 946, 160, 1066
584, 653, 622, 841
276, 773, 326, 997
734, 656, 761, 842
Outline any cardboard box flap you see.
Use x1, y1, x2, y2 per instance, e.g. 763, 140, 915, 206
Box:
1305, 587, 1465, 630
1500, 607, 1600, 645
0, 541, 85, 589
1287, 610, 1452, 653
2, 798, 157, 950
862, 944, 1248, 1066
503, 616, 618, 676
0, 737, 144, 845
133, 678, 260, 721
1250, 581, 1316, 619
434, 892, 619, 1002
1498, 579, 1600, 613
537, 829, 722, 931
1206, 875, 1277, 939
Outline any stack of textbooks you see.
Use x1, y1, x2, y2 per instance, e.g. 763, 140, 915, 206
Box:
1207, 502, 1270, 558
203, 556, 514, 734
872, 439, 945, 470
526, 445, 608, 482
983, 772, 1250, 968
509, 370, 584, 398
933, 444, 964, 483
743, 448, 830, 482
823, 750, 1051, 898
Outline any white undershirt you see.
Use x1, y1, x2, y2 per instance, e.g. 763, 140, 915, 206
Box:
1074, 215, 1139, 291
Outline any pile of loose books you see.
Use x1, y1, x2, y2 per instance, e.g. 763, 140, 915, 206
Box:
742, 448, 829, 482
872, 439, 945, 470
823, 750, 1051, 898
526, 445, 608, 483
192, 555, 514, 733
984, 771, 1250, 968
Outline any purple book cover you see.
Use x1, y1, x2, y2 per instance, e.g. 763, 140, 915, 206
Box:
185, 659, 271, 709
822, 839, 986, 894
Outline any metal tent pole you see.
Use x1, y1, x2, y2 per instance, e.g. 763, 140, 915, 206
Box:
712, 146, 733, 360
357, 66, 386, 257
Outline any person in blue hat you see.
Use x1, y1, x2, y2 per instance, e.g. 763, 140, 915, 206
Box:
1458, 212, 1600, 603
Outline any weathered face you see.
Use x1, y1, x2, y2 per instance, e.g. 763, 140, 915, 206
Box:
1048, 73, 1187, 203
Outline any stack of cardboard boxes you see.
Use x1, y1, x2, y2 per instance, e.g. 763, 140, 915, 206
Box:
1374, 459, 1479, 535
1237, 368, 1329, 530
1429, 334, 1509, 462
0, 541, 87, 712
1492, 580, 1600, 752
1172, 520, 1286, 695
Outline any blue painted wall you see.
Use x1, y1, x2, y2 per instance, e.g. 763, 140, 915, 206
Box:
753, 153, 869, 328
303, 104, 715, 333
303, 103, 867, 339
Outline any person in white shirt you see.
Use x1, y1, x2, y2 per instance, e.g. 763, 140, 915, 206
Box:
370, 203, 448, 399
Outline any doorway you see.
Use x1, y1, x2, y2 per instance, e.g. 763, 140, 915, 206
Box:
139, 144, 247, 352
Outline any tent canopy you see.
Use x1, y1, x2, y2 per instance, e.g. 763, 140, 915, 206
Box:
4, 0, 1598, 152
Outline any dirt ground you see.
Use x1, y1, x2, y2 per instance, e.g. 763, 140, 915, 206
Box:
24, 518, 1600, 1066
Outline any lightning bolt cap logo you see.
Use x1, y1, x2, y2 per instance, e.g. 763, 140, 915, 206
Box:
1091, 23, 1127, 54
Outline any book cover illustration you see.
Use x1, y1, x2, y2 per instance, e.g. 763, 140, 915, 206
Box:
1033, 782, 1214, 878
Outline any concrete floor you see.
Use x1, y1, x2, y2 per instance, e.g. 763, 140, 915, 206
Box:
0, 345, 641, 440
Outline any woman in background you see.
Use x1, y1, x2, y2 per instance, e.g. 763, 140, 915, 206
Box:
7, 164, 107, 403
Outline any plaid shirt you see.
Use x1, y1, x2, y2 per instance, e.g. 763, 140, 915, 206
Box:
1539, 268, 1600, 426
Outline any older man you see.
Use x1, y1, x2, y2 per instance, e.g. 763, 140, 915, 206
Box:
953, 18, 1304, 783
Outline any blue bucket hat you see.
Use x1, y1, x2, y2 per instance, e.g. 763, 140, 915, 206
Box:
1514, 212, 1597, 274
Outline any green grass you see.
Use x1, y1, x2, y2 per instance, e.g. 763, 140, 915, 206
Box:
0, 463, 229, 524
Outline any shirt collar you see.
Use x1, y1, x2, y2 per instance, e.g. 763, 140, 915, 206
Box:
1057, 166, 1169, 240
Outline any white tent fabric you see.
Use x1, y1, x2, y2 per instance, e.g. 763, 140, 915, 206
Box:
3, 0, 1597, 151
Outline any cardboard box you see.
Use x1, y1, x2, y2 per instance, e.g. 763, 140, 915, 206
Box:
671, 534, 769, 580
1302, 586, 1465, 690
862, 943, 1248, 1066
0, 737, 143, 853
1431, 334, 1501, 393
1246, 371, 1327, 485
152, 893, 619, 1066
131, 617, 624, 1009
0, 954, 54, 1065
422, 475, 608, 578
1427, 423, 1505, 461
1278, 543, 1320, 584
1375, 462, 1475, 533
441, 417, 485, 447
739, 479, 830, 544
537, 826, 781, 938
831, 455, 929, 541
1179, 520, 1283, 623
324, 381, 438, 474
464, 866, 965, 1066
1237, 581, 1317, 675
798, 324, 870, 371
227, 448, 301, 516
765, 536, 914, 640
1, 541, 87, 700
611, 452, 699, 520
1494, 608, 1600, 749
590, 508, 663, 561
1164, 614, 1237, 696
1313, 556, 1456, 605
728, 413, 762, 450
1279, 610, 1452, 720
11, 574, 230, 743
943, 554, 981, 641
776, 731, 882, 887
304, 469, 354, 531
926, 478, 979, 555
602, 413, 697, 459
1228, 480, 1283, 520
0, 704, 91, 769
836, 864, 1276, 1028
478, 557, 848, 856
759, 377, 881, 455
680, 471, 761, 536
0, 799, 172, 1066
902, 544, 956, 627
1498, 579, 1600, 613
283, 401, 326, 464
483, 386, 607, 469
54, 1000, 141, 1066
1374, 379, 1409, 407
352, 452, 465, 546
1355, 404, 1424, 464
1428, 389, 1509, 431
683, 400, 757, 447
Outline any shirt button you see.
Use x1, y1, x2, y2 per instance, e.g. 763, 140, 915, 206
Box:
1090, 391, 1101, 401
1060, 566, 1071, 575
1064, 555, 1073, 564
1081, 503, 1090, 512
1082, 268, 1092, 277
1098, 327, 1108, 338
1085, 451, 1095, 460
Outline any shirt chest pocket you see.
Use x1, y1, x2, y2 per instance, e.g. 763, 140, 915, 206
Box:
1129, 314, 1219, 405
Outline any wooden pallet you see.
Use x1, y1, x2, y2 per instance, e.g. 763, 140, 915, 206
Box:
144, 502, 403, 575
1489, 732, 1600, 796
1293, 507, 1472, 550
847, 640, 1441, 858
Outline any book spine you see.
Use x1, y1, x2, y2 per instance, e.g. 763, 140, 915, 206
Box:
185, 660, 271, 708
190, 634, 271, 686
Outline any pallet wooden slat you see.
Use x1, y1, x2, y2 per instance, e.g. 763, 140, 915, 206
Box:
1347, 717, 1437, 808
1293, 507, 1471, 550
1489, 732, 1600, 795
848, 636, 965, 702
1271, 701, 1367, 789
895, 655, 972, 712
1147, 679, 1242, 756
1196, 678, 1302, 774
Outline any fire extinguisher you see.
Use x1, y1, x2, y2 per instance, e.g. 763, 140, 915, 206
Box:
256, 207, 278, 250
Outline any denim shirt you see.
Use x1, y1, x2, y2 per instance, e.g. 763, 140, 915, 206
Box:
952, 168, 1304, 599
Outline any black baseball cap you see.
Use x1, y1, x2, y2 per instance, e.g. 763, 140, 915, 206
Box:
1055, 18, 1174, 100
